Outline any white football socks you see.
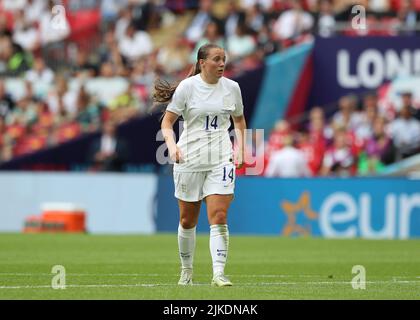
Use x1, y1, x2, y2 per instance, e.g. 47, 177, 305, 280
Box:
178, 224, 196, 270
209, 224, 229, 276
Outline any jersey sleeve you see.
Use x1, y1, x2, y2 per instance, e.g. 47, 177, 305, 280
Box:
232, 82, 244, 117
166, 80, 188, 116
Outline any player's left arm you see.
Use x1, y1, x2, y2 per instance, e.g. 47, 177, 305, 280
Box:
232, 114, 247, 169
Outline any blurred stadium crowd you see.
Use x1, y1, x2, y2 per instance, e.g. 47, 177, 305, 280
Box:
0, 0, 419, 176
239, 92, 420, 177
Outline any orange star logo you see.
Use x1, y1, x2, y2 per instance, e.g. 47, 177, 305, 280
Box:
281, 191, 318, 236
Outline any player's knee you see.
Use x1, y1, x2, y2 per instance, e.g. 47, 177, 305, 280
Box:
211, 209, 227, 224
180, 217, 196, 229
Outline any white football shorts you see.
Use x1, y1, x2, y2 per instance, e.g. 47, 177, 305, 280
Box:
173, 162, 236, 202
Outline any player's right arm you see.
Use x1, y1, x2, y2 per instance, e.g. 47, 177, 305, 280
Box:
161, 111, 183, 163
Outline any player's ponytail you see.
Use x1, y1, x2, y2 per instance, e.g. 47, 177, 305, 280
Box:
153, 43, 222, 105
152, 79, 178, 104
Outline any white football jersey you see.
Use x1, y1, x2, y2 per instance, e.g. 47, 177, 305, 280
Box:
166, 74, 244, 172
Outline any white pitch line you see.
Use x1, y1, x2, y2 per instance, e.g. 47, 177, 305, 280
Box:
0, 273, 161, 277
0, 273, 320, 276
1, 280, 420, 290
1, 273, 419, 279
0, 283, 174, 289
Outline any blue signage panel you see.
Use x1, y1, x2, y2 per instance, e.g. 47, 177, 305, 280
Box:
156, 176, 420, 239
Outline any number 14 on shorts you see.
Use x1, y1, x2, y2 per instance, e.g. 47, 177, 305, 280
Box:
223, 166, 234, 183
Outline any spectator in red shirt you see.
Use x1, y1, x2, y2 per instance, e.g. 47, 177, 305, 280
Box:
267, 119, 291, 152
297, 130, 324, 175
307, 106, 327, 149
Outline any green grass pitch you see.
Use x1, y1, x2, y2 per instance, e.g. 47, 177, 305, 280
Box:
0, 233, 419, 299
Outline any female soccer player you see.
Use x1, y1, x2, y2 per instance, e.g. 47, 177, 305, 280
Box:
154, 43, 247, 287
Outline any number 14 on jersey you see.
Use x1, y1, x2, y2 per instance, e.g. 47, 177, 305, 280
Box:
205, 115, 218, 131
